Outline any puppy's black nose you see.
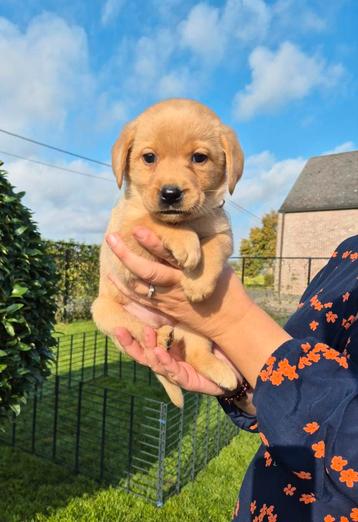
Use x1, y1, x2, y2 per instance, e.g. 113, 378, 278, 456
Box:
160, 185, 183, 205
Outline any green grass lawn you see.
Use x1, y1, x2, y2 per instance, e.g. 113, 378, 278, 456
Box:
0, 319, 261, 521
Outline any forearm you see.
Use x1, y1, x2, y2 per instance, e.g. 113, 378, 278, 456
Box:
211, 277, 292, 388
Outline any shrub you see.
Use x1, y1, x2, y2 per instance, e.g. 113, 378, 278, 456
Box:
0, 162, 59, 424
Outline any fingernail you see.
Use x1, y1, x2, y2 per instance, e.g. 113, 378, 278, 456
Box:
106, 233, 118, 247
133, 228, 148, 240
115, 329, 124, 342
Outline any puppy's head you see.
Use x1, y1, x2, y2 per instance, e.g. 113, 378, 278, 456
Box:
112, 99, 243, 223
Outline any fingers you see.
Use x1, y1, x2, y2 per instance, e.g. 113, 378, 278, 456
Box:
115, 327, 147, 365
108, 273, 161, 309
133, 227, 179, 267
153, 347, 224, 395
115, 327, 225, 395
115, 327, 169, 377
106, 233, 181, 286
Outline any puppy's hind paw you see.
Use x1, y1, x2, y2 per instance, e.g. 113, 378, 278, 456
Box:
157, 325, 174, 350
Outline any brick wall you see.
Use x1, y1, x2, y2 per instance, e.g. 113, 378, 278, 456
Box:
275, 208, 358, 295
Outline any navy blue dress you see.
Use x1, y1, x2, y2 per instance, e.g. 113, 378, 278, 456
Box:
219, 235, 358, 521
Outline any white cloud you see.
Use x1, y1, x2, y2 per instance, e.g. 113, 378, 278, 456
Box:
179, 0, 270, 63
124, 29, 197, 98
3, 157, 118, 243
322, 141, 357, 155
234, 41, 344, 120
222, 0, 271, 44
179, 3, 224, 62
101, 0, 125, 26
0, 14, 92, 133
232, 151, 306, 213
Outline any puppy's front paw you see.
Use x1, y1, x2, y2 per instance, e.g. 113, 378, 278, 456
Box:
163, 234, 201, 271
157, 325, 175, 350
211, 363, 238, 391
181, 275, 216, 303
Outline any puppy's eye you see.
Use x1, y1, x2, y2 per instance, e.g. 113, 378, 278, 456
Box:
192, 153, 208, 164
143, 152, 156, 164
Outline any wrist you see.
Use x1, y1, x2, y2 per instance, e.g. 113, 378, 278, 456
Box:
214, 300, 292, 388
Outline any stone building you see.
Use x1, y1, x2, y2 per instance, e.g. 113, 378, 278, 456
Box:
275, 151, 358, 295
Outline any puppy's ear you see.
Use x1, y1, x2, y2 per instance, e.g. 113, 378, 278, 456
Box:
220, 125, 244, 195
112, 121, 137, 189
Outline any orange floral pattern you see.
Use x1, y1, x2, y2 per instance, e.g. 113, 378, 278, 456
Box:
342, 291, 350, 302
312, 440, 325, 459
303, 421, 320, 434
293, 471, 312, 480
299, 493, 316, 504
283, 483, 296, 496
330, 456, 348, 472
264, 451, 273, 467
259, 342, 349, 388
252, 504, 277, 522
338, 468, 358, 488
230, 237, 358, 521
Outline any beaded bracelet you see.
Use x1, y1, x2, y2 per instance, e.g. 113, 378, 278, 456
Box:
220, 378, 250, 407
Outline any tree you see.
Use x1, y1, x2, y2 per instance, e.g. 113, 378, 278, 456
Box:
0, 161, 59, 424
239, 211, 278, 280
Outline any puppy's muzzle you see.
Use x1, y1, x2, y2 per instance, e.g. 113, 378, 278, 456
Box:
159, 185, 183, 206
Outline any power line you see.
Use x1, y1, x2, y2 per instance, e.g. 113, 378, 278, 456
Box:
0, 127, 262, 219
0, 128, 112, 168
0, 150, 115, 183
227, 200, 261, 221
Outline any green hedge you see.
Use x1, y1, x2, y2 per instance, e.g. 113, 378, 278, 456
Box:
0, 162, 59, 424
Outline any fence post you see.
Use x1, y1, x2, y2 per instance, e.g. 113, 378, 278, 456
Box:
104, 336, 108, 377
241, 257, 246, 285
204, 397, 210, 465
63, 246, 70, 322
52, 376, 60, 460
215, 402, 221, 454
175, 405, 185, 494
190, 395, 200, 481
93, 331, 98, 379
55, 337, 60, 376
127, 396, 135, 492
307, 257, 312, 286
99, 388, 108, 481
156, 402, 167, 507
81, 332, 86, 381
74, 381, 83, 473
68, 334, 74, 387
133, 361, 137, 383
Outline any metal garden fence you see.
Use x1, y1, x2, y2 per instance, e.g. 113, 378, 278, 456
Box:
46, 239, 329, 321
0, 331, 238, 506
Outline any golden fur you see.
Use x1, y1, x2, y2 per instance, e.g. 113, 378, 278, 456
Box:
92, 99, 244, 407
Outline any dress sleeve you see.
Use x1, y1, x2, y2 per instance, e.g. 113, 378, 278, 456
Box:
253, 323, 358, 502
218, 396, 258, 432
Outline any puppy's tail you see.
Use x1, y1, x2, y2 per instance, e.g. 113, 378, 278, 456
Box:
156, 374, 184, 408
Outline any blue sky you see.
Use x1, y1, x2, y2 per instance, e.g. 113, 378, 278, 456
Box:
0, 0, 357, 249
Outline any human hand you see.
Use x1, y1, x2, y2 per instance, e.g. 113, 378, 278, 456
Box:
116, 325, 237, 393
116, 326, 256, 413
106, 228, 253, 344
107, 227, 291, 389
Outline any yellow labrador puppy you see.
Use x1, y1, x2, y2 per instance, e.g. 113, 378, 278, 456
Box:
92, 99, 244, 407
